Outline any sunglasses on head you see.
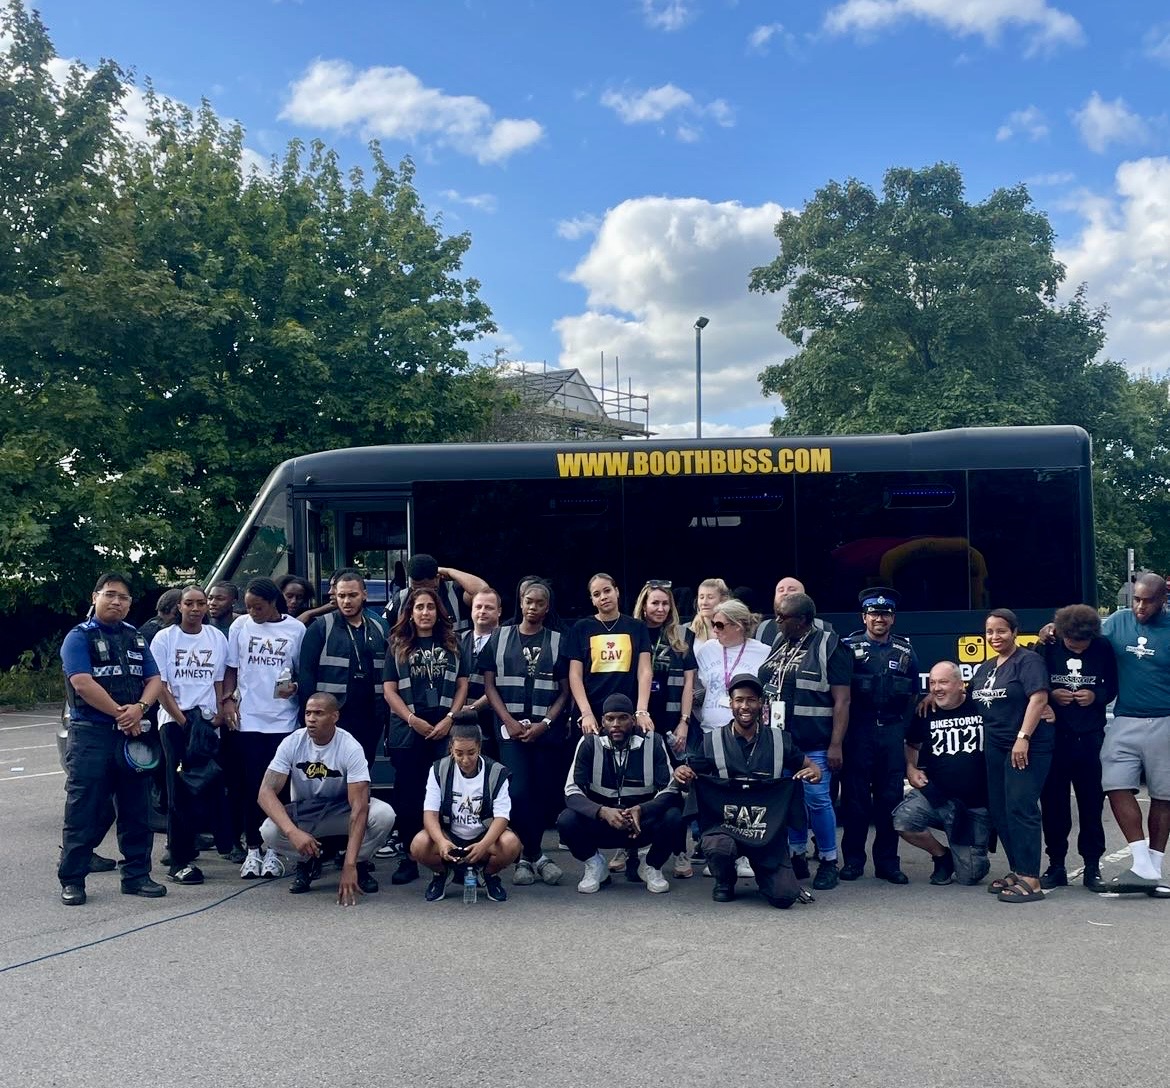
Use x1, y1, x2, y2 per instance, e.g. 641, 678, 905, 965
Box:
643, 580, 672, 590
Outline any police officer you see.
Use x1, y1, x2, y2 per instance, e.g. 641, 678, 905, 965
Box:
58, 572, 167, 905
839, 588, 920, 884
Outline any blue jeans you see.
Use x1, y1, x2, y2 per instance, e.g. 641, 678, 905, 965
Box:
788, 750, 837, 861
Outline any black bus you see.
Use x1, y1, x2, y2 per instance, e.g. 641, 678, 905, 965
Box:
205, 425, 1095, 685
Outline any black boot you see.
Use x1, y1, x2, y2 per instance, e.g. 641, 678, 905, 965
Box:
289, 858, 319, 894
791, 852, 810, 881
356, 861, 379, 894
1040, 864, 1068, 889
930, 853, 955, 886
1082, 860, 1106, 892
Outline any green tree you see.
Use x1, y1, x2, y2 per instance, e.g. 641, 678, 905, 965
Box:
0, 1, 501, 614
748, 162, 1154, 599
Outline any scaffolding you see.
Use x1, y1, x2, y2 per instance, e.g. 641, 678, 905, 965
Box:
503, 359, 650, 439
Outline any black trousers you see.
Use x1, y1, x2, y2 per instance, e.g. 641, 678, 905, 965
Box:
226, 731, 285, 849
500, 738, 563, 861
339, 708, 384, 775
1041, 727, 1105, 867
840, 722, 905, 871
556, 806, 683, 869
58, 724, 153, 886
986, 737, 1053, 878
701, 831, 799, 907
159, 719, 234, 869
388, 735, 446, 850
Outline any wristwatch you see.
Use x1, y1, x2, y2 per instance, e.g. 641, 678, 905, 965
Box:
137, 701, 150, 714
1016, 732, 1031, 741
540, 717, 552, 727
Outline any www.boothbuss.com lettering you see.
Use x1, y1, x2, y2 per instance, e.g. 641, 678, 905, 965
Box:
555, 447, 832, 479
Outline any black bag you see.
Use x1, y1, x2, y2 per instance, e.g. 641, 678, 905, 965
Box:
178, 709, 223, 795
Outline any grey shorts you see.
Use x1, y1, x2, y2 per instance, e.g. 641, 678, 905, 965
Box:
892, 790, 990, 885
1101, 715, 1170, 799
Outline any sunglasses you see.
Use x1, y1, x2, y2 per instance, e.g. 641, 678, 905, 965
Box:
712, 620, 738, 631
643, 580, 672, 590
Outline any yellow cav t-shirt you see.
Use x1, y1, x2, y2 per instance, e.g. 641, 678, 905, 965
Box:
590, 633, 634, 673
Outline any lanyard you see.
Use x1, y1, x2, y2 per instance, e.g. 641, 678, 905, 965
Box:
344, 620, 366, 678
763, 628, 812, 696
722, 643, 747, 689
612, 744, 630, 807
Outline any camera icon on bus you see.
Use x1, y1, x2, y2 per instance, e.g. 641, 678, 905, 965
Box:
957, 635, 989, 663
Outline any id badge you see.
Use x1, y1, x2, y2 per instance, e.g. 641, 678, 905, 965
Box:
650, 679, 662, 694
770, 699, 786, 729
421, 686, 440, 709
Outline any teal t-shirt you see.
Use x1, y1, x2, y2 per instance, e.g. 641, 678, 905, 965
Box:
1102, 608, 1170, 717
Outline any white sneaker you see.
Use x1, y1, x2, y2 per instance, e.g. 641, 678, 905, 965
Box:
638, 859, 670, 894
577, 852, 610, 893
260, 848, 285, 878
240, 848, 263, 879
534, 855, 563, 885
736, 856, 755, 879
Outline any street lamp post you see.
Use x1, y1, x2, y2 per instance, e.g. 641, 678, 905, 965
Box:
694, 316, 709, 439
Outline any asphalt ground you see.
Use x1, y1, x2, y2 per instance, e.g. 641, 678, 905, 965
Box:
1, 706, 1166, 1088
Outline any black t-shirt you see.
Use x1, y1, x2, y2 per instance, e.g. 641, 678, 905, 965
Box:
564, 614, 652, 712
646, 626, 697, 724
382, 636, 459, 725
905, 695, 988, 809
1037, 635, 1118, 734
969, 648, 1051, 747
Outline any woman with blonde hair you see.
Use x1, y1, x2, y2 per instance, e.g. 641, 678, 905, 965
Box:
690, 577, 730, 649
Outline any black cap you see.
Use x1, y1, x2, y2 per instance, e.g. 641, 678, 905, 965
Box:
601, 693, 634, 715
727, 672, 763, 697
859, 587, 899, 613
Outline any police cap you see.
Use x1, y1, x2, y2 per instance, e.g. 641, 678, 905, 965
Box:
859, 587, 900, 613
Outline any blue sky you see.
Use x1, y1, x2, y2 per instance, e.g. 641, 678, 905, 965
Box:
23, 0, 1170, 436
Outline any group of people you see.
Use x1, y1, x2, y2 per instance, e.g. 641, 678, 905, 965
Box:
56, 557, 1170, 910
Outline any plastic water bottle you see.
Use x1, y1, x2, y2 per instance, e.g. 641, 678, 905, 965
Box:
463, 866, 477, 905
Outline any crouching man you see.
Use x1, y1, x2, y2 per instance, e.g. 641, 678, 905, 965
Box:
892, 662, 990, 886
674, 674, 821, 909
556, 694, 682, 894
258, 693, 395, 904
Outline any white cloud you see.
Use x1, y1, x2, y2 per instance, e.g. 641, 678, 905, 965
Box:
440, 189, 498, 213
554, 196, 790, 432
1144, 23, 1170, 65
1072, 92, 1153, 155
557, 213, 602, 240
1059, 157, 1170, 374
1025, 170, 1074, 186
601, 83, 734, 141
280, 59, 544, 164
995, 105, 1048, 142
641, 0, 696, 32
747, 23, 788, 53
824, 0, 1083, 55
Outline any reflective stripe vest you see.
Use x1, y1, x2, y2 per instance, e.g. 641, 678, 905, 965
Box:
565, 733, 660, 810
312, 612, 387, 703
434, 755, 509, 828
488, 625, 562, 720
66, 621, 149, 719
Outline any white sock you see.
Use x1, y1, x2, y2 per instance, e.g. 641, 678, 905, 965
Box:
1128, 839, 1159, 879
1150, 849, 1165, 877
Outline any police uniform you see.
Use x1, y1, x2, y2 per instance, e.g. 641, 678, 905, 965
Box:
840, 589, 920, 882
58, 618, 160, 894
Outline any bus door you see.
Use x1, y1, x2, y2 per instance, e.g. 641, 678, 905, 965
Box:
297, 496, 410, 608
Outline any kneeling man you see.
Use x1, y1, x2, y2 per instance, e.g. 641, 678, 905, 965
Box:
556, 694, 681, 894
893, 662, 990, 886
259, 693, 395, 904
675, 674, 821, 908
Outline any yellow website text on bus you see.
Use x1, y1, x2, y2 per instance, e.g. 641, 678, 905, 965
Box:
555, 447, 833, 478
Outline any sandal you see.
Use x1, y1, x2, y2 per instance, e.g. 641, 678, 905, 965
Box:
987, 873, 1019, 894
998, 880, 1045, 903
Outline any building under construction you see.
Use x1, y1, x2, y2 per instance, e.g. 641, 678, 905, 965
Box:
499, 362, 650, 440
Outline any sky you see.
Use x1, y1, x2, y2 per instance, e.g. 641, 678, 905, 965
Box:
18, 0, 1170, 438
